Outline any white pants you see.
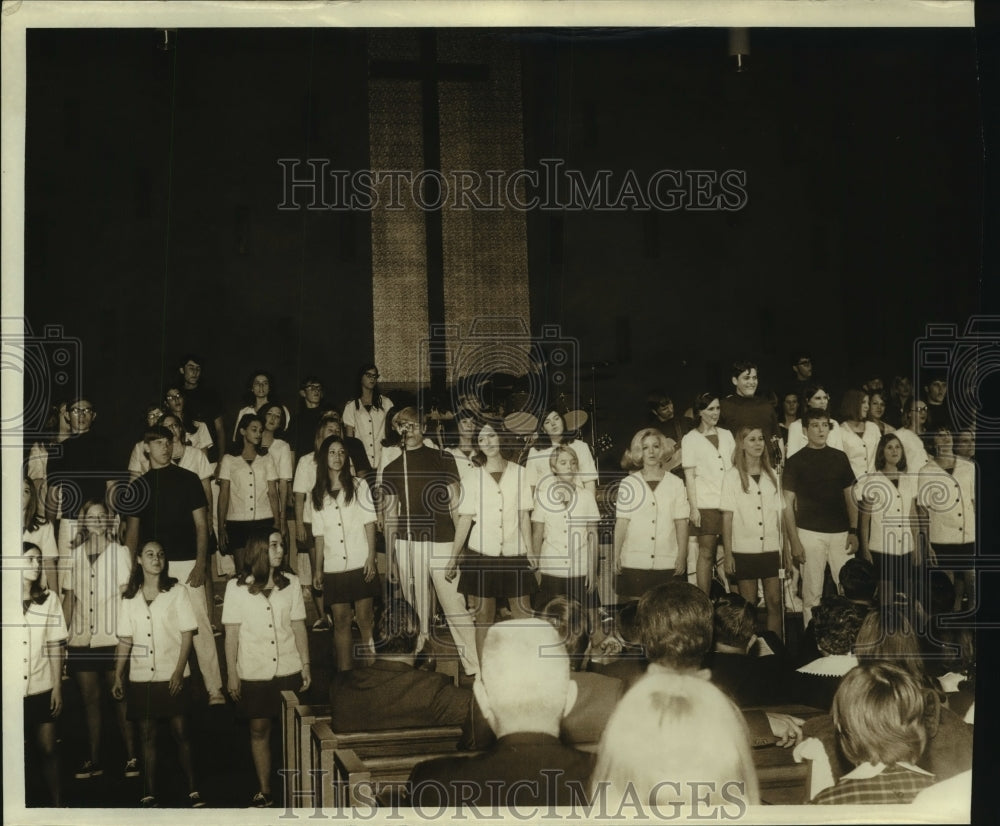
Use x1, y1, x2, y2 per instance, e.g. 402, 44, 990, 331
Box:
169, 558, 223, 694
798, 528, 851, 626
393, 539, 479, 677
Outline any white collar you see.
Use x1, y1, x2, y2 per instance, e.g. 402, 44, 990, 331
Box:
796, 653, 857, 676
841, 761, 933, 781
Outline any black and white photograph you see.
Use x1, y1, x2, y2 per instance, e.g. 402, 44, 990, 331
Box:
3, 1, 997, 823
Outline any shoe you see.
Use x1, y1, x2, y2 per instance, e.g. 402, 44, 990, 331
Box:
250, 791, 274, 808
311, 617, 331, 631
124, 757, 140, 777
189, 791, 206, 808
74, 759, 103, 779
207, 691, 226, 706
140, 795, 158, 807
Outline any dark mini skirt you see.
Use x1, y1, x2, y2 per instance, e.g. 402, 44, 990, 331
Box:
733, 551, 781, 582
931, 542, 974, 560
24, 691, 56, 729
66, 645, 118, 674
238, 672, 302, 720
126, 679, 191, 721
458, 551, 539, 600
533, 574, 599, 612
690, 508, 723, 537
616, 567, 677, 602
323, 569, 381, 605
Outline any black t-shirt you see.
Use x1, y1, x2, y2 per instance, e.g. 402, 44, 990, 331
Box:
782, 446, 856, 533
46, 430, 114, 518
128, 464, 206, 561
719, 395, 780, 440
380, 446, 460, 543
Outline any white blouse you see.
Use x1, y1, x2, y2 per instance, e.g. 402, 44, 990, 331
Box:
343, 396, 393, 469
311, 480, 377, 573
719, 466, 783, 554
222, 573, 307, 680
615, 472, 689, 570
856, 471, 918, 555
458, 462, 532, 557
218, 452, 278, 522
840, 421, 881, 479
117, 585, 197, 682
918, 460, 976, 545
531, 479, 600, 578
681, 427, 736, 510
292, 453, 318, 523
264, 437, 294, 480
22, 591, 68, 697
63, 541, 133, 648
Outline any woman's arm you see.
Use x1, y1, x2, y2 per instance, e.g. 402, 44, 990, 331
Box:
363, 522, 377, 582
683, 467, 701, 526
217, 479, 231, 553
859, 509, 872, 560
721, 510, 736, 574
170, 630, 194, 695
46, 641, 65, 715
673, 519, 689, 576
313, 536, 325, 590
111, 637, 133, 699
224, 624, 241, 700
266, 480, 280, 530
585, 521, 599, 590
519, 511, 533, 563
531, 521, 545, 565
613, 517, 630, 574
292, 619, 311, 690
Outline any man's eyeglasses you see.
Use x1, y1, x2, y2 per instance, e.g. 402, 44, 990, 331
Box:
797, 359, 812, 366
304, 383, 322, 391
364, 371, 380, 380
70, 407, 94, 415
165, 394, 183, 401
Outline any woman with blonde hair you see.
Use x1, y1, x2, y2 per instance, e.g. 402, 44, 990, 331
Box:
590, 673, 760, 809
613, 428, 689, 601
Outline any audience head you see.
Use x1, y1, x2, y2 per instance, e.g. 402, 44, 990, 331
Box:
591, 673, 760, 808
712, 593, 756, 651
833, 662, 927, 768
375, 598, 423, 657
853, 609, 927, 680
637, 581, 713, 672
473, 619, 578, 738
838, 558, 878, 605
539, 596, 590, 671
812, 596, 869, 657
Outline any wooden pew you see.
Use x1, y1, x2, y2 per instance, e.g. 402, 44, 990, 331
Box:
308, 720, 466, 809
746, 704, 825, 805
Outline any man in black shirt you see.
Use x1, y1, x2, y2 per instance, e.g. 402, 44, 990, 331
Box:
177, 353, 226, 463
782, 409, 859, 627
381, 407, 479, 679
124, 426, 225, 705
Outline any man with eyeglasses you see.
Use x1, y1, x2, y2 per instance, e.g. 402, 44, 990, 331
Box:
895, 400, 930, 471
45, 396, 116, 560
789, 351, 816, 416
287, 375, 337, 461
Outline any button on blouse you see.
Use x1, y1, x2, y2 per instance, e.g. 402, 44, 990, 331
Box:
116, 585, 197, 682
63, 541, 133, 648
311, 479, 377, 573
222, 573, 306, 680
531, 479, 600, 577
616, 472, 689, 570
22, 591, 68, 697
458, 463, 532, 557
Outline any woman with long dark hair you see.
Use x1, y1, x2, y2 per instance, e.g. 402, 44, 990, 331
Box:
785, 383, 844, 457
112, 542, 204, 807
22, 477, 58, 595
223, 530, 310, 807
839, 389, 881, 479
22, 541, 67, 806
311, 435, 379, 671
232, 370, 291, 440
162, 383, 213, 454
217, 413, 280, 572
446, 420, 536, 656
720, 426, 783, 635
259, 402, 295, 545
682, 393, 736, 595
343, 363, 393, 470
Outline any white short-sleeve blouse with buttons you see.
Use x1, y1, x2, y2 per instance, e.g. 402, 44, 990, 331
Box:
719, 466, 783, 554
681, 427, 736, 510
221, 572, 307, 681
22, 590, 68, 697
615, 472, 689, 570
218, 452, 278, 522
343, 397, 393, 469
531, 478, 600, 577
116, 584, 198, 682
63, 541, 133, 648
856, 470, 919, 555
311, 479, 377, 573
918, 459, 976, 545
458, 462, 533, 557
292, 453, 319, 523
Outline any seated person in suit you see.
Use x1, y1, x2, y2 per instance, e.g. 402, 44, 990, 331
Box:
708, 593, 785, 708
410, 619, 593, 809
538, 596, 624, 745
785, 596, 869, 711
638, 581, 805, 748
809, 662, 934, 804
330, 598, 473, 733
